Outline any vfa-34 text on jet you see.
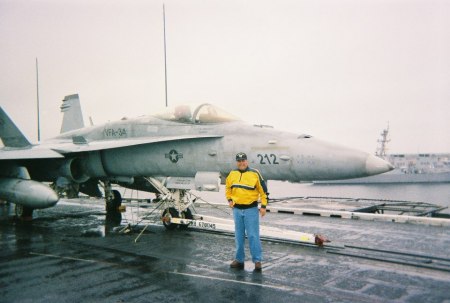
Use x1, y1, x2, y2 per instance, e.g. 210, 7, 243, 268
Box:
0, 94, 393, 223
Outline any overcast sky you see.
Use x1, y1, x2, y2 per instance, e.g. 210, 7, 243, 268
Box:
1, 0, 449, 153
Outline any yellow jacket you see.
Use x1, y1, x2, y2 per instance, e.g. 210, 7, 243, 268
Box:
225, 167, 268, 208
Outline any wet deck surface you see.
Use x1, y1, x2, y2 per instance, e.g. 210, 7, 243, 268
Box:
1, 199, 449, 303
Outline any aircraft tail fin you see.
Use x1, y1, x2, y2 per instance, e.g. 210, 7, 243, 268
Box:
60, 94, 85, 133
0, 107, 31, 148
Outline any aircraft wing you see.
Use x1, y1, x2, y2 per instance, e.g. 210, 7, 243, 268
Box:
0, 134, 222, 160
48, 134, 223, 154
0, 147, 65, 160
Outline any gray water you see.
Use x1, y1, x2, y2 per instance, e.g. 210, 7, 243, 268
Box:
192, 181, 450, 214
123, 179, 450, 213
268, 181, 450, 212
269, 181, 450, 204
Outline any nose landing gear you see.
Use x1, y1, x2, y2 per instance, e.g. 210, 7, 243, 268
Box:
143, 177, 194, 230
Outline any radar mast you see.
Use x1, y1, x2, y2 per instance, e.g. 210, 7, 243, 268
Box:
375, 123, 390, 159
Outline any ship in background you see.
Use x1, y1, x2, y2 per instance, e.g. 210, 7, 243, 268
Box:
314, 125, 450, 184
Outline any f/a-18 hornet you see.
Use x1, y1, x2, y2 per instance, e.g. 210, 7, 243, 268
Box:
0, 94, 392, 225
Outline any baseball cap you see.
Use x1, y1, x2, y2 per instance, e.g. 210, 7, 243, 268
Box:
236, 152, 247, 161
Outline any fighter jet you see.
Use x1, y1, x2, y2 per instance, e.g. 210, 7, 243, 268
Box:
0, 95, 393, 223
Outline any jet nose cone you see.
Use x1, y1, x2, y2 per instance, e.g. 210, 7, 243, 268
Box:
365, 154, 394, 176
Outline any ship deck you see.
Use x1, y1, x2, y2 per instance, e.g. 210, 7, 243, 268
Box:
1, 198, 449, 302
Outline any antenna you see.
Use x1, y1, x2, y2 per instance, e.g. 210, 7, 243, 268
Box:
36, 58, 41, 142
376, 122, 390, 159
163, 4, 168, 107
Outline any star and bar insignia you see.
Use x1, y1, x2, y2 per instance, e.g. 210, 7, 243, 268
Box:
165, 149, 183, 163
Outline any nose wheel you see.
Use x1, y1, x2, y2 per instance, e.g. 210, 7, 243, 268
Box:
162, 207, 193, 230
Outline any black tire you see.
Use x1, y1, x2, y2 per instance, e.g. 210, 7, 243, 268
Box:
105, 211, 122, 234
66, 184, 80, 199
106, 190, 122, 212
179, 208, 193, 230
15, 204, 34, 220
162, 207, 179, 230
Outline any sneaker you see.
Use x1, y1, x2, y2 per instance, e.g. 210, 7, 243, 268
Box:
254, 262, 262, 271
230, 260, 244, 269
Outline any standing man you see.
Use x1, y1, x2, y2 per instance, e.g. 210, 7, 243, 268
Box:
226, 152, 268, 271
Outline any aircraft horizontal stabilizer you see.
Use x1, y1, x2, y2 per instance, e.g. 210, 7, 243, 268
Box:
0, 148, 64, 160
0, 107, 31, 147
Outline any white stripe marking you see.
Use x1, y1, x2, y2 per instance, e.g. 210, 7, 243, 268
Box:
169, 271, 292, 291
29, 252, 113, 265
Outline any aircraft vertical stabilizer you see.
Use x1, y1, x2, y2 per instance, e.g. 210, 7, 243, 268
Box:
60, 94, 85, 133
0, 107, 31, 147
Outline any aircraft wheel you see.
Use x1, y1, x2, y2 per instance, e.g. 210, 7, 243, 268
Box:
15, 204, 34, 221
179, 208, 193, 230
106, 190, 122, 212
105, 211, 122, 235
65, 184, 80, 199
162, 207, 179, 230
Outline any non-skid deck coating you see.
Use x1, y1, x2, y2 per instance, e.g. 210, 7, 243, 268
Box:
0, 199, 449, 303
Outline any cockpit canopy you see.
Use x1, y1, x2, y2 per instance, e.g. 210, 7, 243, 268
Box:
153, 103, 241, 124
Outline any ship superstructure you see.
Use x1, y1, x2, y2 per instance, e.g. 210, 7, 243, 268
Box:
315, 126, 450, 184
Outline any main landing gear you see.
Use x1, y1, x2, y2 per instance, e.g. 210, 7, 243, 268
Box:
14, 204, 34, 221
102, 181, 123, 212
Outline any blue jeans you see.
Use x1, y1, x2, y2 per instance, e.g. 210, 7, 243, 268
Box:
233, 206, 262, 263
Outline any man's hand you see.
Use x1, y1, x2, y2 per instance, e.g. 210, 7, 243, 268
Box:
228, 200, 234, 208
260, 208, 266, 217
